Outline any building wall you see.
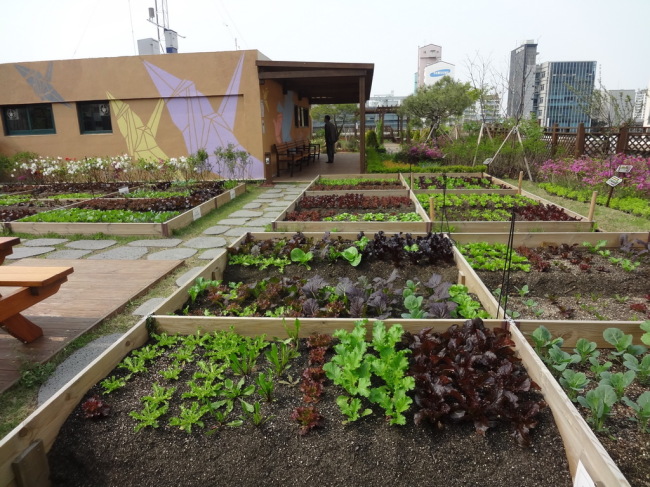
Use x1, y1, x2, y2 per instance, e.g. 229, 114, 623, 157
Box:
507, 41, 537, 119
423, 61, 455, 86
0, 50, 273, 179
535, 61, 596, 128
417, 44, 441, 89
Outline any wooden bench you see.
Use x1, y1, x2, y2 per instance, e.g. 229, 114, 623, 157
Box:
273, 141, 310, 177
295, 139, 320, 163
0, 237, 20, 265
0, 266, 74, 343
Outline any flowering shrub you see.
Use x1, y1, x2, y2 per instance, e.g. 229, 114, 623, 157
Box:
7, 149, 228, 184
538, 154, 650, 197
404, 142, 444, 164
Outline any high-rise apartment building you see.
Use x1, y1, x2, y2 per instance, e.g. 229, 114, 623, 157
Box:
506, 41, 538, 119
534, 61, 596, 127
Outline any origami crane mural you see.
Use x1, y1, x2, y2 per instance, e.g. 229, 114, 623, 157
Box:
14, 62, 70, 106
107, 93, 168, 161
143, 54, 263, 179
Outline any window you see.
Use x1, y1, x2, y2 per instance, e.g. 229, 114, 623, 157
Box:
294, 106, 309, 128
77, 101, 112, 134
2, 104, 55, 135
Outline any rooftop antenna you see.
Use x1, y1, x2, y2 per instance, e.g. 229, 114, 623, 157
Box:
147, 0, 184, 53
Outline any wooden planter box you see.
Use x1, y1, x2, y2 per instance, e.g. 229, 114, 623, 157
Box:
1, 184, 246, 237
272, 190, 431, 233
304, 174, 409, 196
0, 235, 630, 485
407, 173, 521, 195
452, 231, 650, 347
421, 186, 593, 233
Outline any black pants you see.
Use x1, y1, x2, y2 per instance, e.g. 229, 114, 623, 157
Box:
326, 143, 335, 162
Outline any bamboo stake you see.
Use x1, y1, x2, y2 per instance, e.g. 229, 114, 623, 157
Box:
429, 197, 435, 221
517, 171, 523, 195
588, 191, 598, 222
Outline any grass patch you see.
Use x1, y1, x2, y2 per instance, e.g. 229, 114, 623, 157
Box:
509, 179, 650, 233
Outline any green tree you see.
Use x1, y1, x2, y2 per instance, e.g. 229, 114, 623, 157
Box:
399, 78, 479, 137
311, 104, 359, 138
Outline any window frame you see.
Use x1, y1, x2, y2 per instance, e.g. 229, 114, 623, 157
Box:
2, 104, 56, 136
77, 100, 113, 134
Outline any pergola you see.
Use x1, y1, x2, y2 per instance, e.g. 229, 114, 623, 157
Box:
257, 60, 374, 171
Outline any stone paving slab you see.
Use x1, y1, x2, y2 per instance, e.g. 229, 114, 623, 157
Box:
256, 194, 282, 200
132, 298, 167, 316
267, 201, 292, 207
128, 239, 183, 247
228, 210, 264, 218
244, 217, 274, 227
217, 218, 250, 225
224, 227, 256, 237
198, 248, 227, 260
203, 225, 231, 235
263, 211, 283, 219
22, 238, 69, 247
148, 248, 197, 260
66, 240, 116, 250
46, 249, 92, 259
175, 267, 204, 287
263, 189, 284, 193
183, 236, 227, 249
88, 247, 149, 260
6, 247, 54, 259
242, 202, 262, 209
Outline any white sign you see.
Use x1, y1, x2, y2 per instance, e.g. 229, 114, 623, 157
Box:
192, 207, 202, 221
616, 165, 633, 173
118, 186, 129, 194
229, 189, 236, 200
482, 158, 493, 165
606, 176, 622, 187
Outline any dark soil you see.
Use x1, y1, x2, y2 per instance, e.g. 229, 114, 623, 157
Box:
48, 335, 573, 487
476, 249, 649, 321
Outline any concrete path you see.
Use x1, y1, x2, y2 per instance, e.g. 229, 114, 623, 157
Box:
13, 182, 310, 404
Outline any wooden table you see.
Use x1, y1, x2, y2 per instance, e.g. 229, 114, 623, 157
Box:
0, 237, 20, 265
0, 266, 74, 343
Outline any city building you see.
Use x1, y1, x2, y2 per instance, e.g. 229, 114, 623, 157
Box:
422, 61, 455, 87
633, 88, 648, 126
416, 44, 442, 90
506, 40, 538, 119
0, 50, 373, 179
534, 61, 596, 127
643, 83, 650, 127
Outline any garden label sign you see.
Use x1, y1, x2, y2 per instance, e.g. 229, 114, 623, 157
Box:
192, 207, 202, 221
604, 176, 622, 207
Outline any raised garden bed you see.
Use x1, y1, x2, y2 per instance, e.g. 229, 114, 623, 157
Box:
304, 174, 408, 193
408, 173, 520, 195
0, 232, 632, 486
418, 191, 593, 233
273, 193, 430, 233
1, 182, 246, 237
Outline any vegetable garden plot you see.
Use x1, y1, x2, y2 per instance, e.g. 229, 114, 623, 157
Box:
304, 174, 408, 192
171, 231, 491, 321
2, 182, 246, 236
43, 318, 573, 487
417, 192, 593, 233
273, 193, 431, 233
458, 237, 649, 324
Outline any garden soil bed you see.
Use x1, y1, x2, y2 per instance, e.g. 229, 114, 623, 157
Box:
476, 249, 649, 321
48, 336, 572, 487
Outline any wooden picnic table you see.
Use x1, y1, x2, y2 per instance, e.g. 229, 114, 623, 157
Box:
0, 237, 20, 265
0, 266, 74, 343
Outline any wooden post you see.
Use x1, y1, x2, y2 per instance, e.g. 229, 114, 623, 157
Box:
359, 75, 366, 173
616, 124, 629, 154
576, 123, 585, 157
410, 173, 414, 190
551, 123, 559, 157
517, 171, 523, 195
429, 197, 435, 221
588, 191, 598, 221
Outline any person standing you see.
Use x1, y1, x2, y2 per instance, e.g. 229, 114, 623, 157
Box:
324, 115, 338, 163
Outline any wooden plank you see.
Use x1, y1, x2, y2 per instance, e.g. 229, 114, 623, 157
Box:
7, 221, 163, 237
0, 267, 73, 287
414, 188, 519, 195
451, 232, 649, 248
10, 440, 49, 487
439, 221, 594, 233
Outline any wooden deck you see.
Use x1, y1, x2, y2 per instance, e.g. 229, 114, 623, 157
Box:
0, 258, 183, 393
273, 151, 361, 182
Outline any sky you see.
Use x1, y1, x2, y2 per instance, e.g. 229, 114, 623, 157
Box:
2, 0, 649, 97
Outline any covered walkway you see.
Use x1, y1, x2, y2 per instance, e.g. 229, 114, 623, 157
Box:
273, 151, 362, 182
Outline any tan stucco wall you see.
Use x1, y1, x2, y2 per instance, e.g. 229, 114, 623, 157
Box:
0, 50, 266, 178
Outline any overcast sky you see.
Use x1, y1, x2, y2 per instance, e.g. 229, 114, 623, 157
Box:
2, 0, 649, 97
